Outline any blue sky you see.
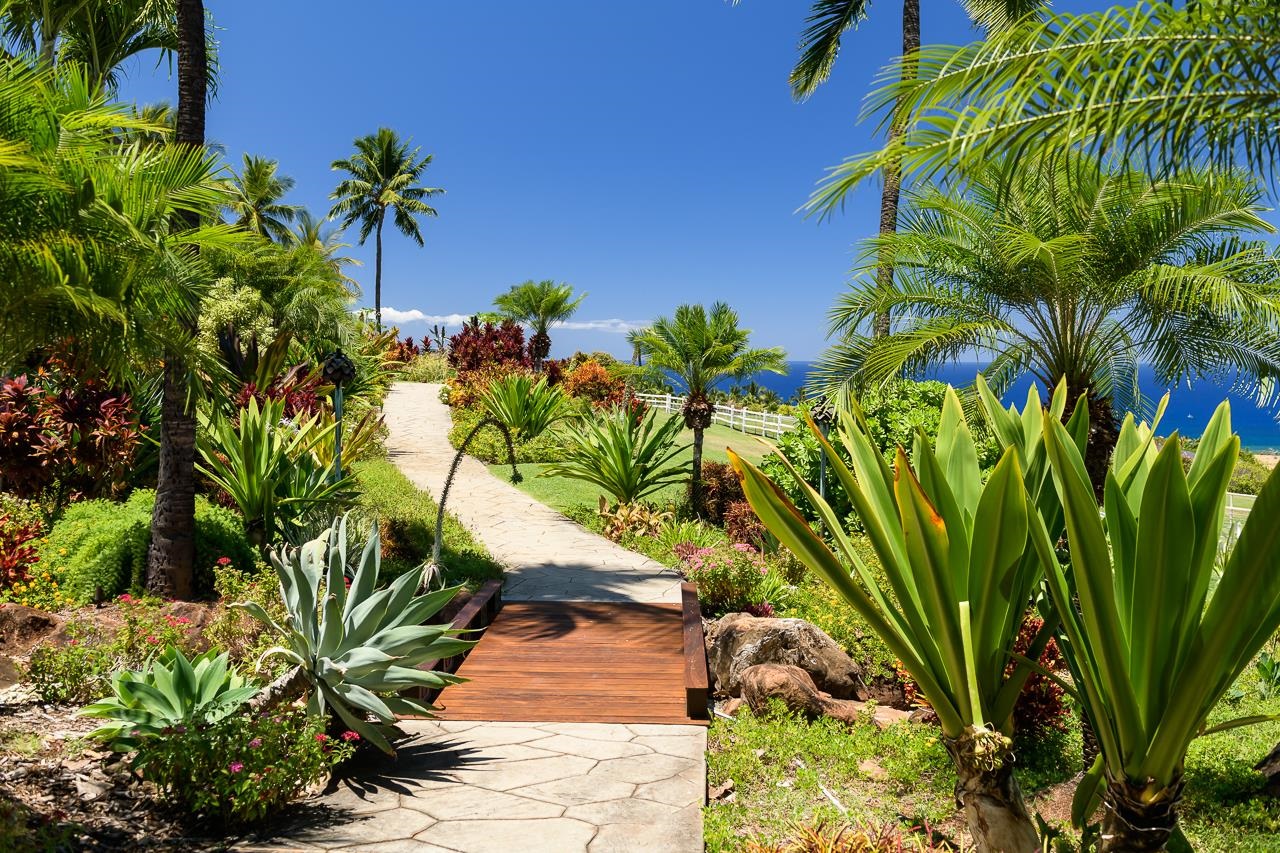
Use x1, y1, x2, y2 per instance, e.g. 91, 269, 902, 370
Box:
115, 0, 1273, 361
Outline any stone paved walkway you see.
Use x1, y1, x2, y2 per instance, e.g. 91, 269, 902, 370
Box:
253, 382, 705, 852
383, 383, 683, 604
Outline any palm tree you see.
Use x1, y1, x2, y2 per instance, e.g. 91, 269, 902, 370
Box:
291, 209, 361, 286
631, 302, 786, 513
329, 127, 443, 332
816, 152, 1280, 492
756, 0, 1043, 336
807, 2, 1280, 212
492, 279, 585, 371
226, 154, 300, 242
146, 0, 208, 600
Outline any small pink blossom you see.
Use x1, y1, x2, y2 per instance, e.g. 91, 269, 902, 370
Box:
117, 593, 133, 604
314, 733, 328, 743
216, 556, 232, 567
248, 738, 262, 748
229, 762, 244, 773
340, 730, 360, 742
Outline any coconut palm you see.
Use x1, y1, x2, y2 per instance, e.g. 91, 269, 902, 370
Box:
750, 0, 1043, 335
807, 1, 1280, 212
329, 127, 443, 332
146, 0, 210, 600
492, 279, 585, 371
817, 152, 1280, 492
630, 302, 786, 513
226, 154, 300, 243
290, 209, 361, 287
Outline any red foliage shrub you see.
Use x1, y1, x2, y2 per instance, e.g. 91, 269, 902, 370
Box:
446, 317, 530, 373
724, 500, 766, 548
387, 335, 426, 363
0, 370, 142, 506
563, 360, 625, 404
542, 358, 567, 386
693, 461, 746, 525
447, 364, 535, 410
0, 513, 42, 592
233, 365, 322, 419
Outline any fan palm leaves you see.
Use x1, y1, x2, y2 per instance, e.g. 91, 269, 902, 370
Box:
817, 151, 1280, 488
492, 280, 585, 370
630, 302, 786, 512
329, 127, 443, 332
226, 154, 301, 243
807, 1, 1280, 211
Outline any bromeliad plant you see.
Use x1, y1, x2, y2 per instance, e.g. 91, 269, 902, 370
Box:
81, 648, 258, 751
543, 408, 688, 505
730, 388, 1045, 852
240, 516, 474, 754
197, 397, 357, 547
1035, 402, 1280, 851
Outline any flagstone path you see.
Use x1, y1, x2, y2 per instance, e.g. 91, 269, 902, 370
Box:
249, 382, 706, 853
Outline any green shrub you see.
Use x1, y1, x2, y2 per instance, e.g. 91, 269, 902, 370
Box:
478, 373, 569, 441
130, 708, 354, 823
205, 562, 291, 676
1229, 452, 1273, 495
401, 350, 450, 383
24, 594, 201, 703
36, 490, 256, 604
679, 543, 790, 617
448, 405, 572, 464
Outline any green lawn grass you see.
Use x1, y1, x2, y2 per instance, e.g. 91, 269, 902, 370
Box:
487, 422, 774, 513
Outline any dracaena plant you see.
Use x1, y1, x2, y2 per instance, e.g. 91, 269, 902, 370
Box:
239, 516, 474, 754
1034, 401, 1280, 852
80, 648, 258, 752
730, 388, 1044, 852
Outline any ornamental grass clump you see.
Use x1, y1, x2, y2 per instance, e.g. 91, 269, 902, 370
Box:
1034, 401, 1280, 851
730, 388, 1046, 852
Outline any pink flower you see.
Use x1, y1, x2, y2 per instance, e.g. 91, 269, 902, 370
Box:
229, 762, 244, 773
216, 556, 232, 567
117, 593, 133, 604
340, 730, 360, 742
248, 738, 262, 748
146, 635, 158, 644
314, 733, 328, 743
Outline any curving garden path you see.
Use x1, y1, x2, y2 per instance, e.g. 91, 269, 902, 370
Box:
251, 382, 705, 853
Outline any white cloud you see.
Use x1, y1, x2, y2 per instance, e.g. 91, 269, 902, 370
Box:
377, 307, 643, 334
553, 318, 644, 334
378, 308, 471, 326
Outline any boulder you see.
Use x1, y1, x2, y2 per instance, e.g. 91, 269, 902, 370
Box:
739, 664, 914, 730
705, 613, 867, 700
0, 604, 62, 655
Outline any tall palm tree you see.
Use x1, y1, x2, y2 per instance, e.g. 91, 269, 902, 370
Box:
226, 154, 300, 242
146, 0, 208, 600
631, 302, 786, 513
329, 127, 443, 332
759, 0, 1043, 336
492, 279, 585, 371
807, 2, 1280, 212
816, 152, 1280, 492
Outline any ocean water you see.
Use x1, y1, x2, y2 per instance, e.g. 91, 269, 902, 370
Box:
735, 361, 1280, 452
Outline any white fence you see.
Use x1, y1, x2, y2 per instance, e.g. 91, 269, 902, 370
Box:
636, 393, 797, 440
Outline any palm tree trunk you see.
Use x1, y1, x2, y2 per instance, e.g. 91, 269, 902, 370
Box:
944, 730, 1040, 852
1099, 778, 1183, 852
146, 0, 206, 600
691, 426, 706, 515
871, 0, 920, 339
374, 213, 384, 332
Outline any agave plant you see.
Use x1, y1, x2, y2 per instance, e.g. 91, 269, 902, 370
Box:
197, 396, 357, 547
239, 516, 474, 754
543, 408, 688, 504
730, 388, 1045, 851
477, 372, 568, 441
81, 649, 257, 751
1034, 402, 1280, 851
